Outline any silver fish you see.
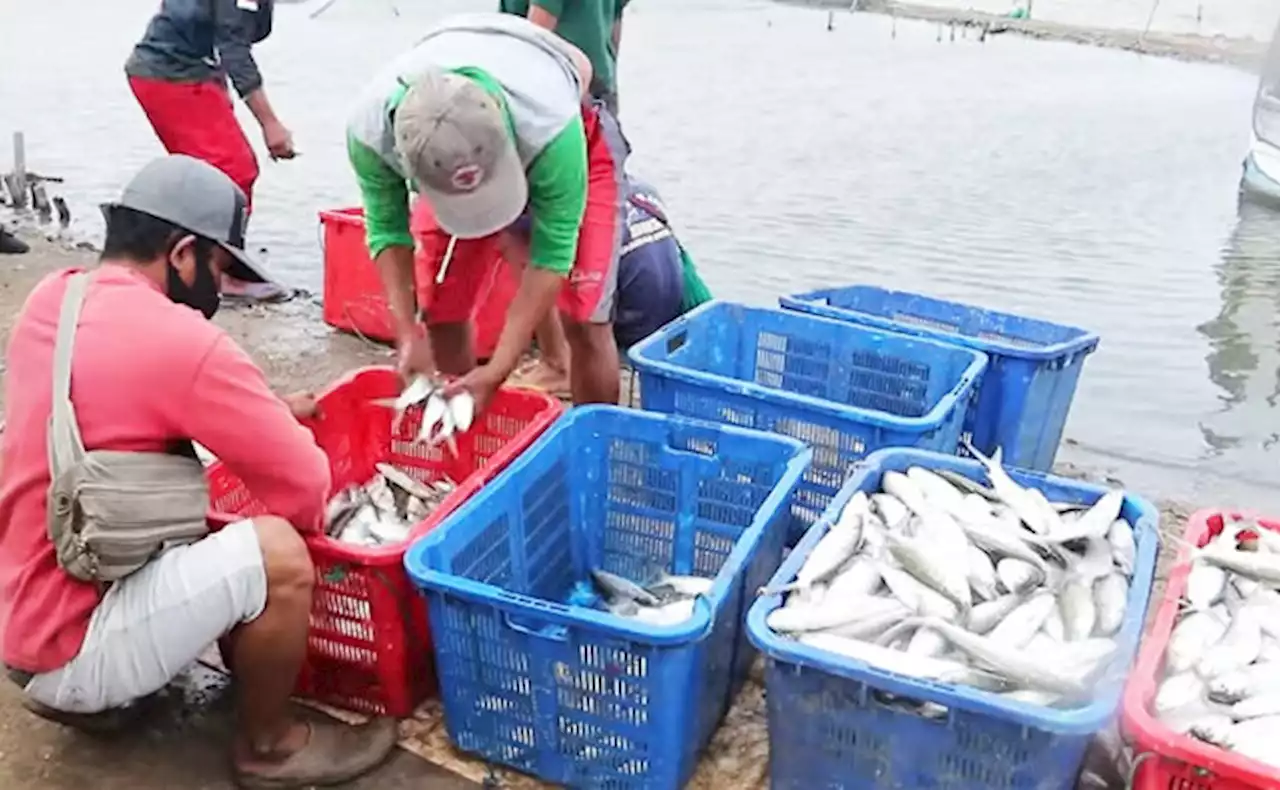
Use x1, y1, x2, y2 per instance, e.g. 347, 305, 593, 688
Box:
988, 592, 1057, 649
1197, 607, 1263, 680
1229, 691, 1280, 721
1093, 572, 1128, 638
1042, 605, 1066, 642
798, 632, 984, 684
967, 594, 1024, 635
826, 557, 883, 601
1048, 490, 1124, 545
1107, 518, 1136, 577
882, 471, 930, 517
997, 558, 1044, 596
1200, 546, 1280, 586
826, 605, 914, 641
879, 561, 962, 621
1167, 609, 1229, 674
966, 545, 1000, 602
767, 593, 905, 634
906, 466, 968, 516
963, 441, 1053, 536
888, 533, 972, 611
1061, 577, 1098, 642
871, 493, 910, 532
1156, 672, 1207, 715
1208, 662, 1280, 705
1188, 714, 1236, 748
913, 617, 1089, 697
592, 570, 661, 607
1186, 561, 1228, 611
907, 626, 950, 658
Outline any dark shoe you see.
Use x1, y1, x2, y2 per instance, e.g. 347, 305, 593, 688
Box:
233, 714, 399, 789
0, 228, 29, 255
21, 696, 140, 735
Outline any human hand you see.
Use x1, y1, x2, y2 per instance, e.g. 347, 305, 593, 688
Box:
282, 391, 319, 420
444, 363, 507, 415
396, 333, 436, 383
263, 121, 297, 161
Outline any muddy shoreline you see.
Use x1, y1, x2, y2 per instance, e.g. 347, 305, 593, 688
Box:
786, 0, 1270, 71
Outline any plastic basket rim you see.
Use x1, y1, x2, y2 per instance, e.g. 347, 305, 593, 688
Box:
1121, 507, 1280, 786
206, 365, 564, 562
318, 206, 365, 226
780, 287, 1101, 362
746, 446, 1159, 737
404, 404, 813, 647
627, 300, 990, 432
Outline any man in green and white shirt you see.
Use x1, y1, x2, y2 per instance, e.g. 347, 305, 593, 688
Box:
346, 13, 630, 408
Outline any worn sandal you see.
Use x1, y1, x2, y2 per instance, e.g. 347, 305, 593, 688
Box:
233, 714, 398, 789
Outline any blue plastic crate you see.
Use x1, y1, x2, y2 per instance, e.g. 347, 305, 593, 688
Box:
404, 406, 811, 790
626, 301, 987, 544
780, 286, 1099, 472
746, 447, 1159, 790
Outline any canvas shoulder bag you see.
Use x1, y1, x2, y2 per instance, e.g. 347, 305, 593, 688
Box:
46, 272, 210, 583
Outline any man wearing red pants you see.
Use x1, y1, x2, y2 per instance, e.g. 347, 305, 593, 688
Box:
346, 12, 628, 409
125, 0, 295, 302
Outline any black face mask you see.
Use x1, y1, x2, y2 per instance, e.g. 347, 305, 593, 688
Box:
166, 241, 221, 319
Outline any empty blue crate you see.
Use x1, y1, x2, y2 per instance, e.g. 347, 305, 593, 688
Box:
781, 286, 1099, 472
747, 447, 1159, 790
626, 301, 987, 543
404, 405, 810, 790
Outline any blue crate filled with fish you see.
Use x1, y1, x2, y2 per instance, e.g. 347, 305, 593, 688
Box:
403, 405, 811, 790
780, 285, 1099, 472
627, 300, 988, 545
746, 445, 1159, 790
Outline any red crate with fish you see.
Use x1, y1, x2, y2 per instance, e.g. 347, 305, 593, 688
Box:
205, 366, 563, 716
1122, 509, 1280, 789
319, 207, 515, 361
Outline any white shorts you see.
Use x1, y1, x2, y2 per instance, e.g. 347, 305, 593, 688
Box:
23, 519, 268, 714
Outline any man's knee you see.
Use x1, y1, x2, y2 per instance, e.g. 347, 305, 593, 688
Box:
563, 319, 617, 351
249, 516, 313, 595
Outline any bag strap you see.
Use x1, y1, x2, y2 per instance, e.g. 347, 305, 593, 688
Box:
48, 272, 91, 475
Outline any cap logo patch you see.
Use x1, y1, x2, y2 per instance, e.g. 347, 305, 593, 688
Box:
450, 164, 484, 192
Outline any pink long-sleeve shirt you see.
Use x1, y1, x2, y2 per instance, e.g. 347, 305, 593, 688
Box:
0, 265, 330, 673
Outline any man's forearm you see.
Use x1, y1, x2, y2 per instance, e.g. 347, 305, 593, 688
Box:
527, 5, 558, 30
243, 87, 281, 130
613, 18, 622, 54
374, 245, 419, 342
488, 266, 564, 377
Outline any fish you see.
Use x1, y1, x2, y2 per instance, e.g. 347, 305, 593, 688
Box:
1093, 572, 1128, 638
591, 569, 661, 607
1108, 519, 1136, 577
887, 533, 972, 611
325, 468, 452, 546
763, 463, 1139, 711
1229, 691, 1280, 721
909, 617, 1090, 697
1155, 672, 1207, 715
1208, 662, 1280, 705
1200, 546, 1280, 587
1047, 490, 1124, 545
1196, 607, 1263, 680
997, 558, 1044, 596
963, 441, 1053, 536
1188, 714, 1236, 748
967, 593, 1024, 635
763, 496, 867, 595
1186, 561, 1228, 611
1167, 610, 1229, 675
647, 574, 715, 602
966, 545, 1000, 602
987, 592, 1056, 649
1060, 577, 1098, 642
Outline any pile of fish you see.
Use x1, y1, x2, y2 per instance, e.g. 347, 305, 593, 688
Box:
373, 374, 477, 455
586, 569, 716, 626
325, 462, 456, 546
762, 443, 1139, 710
1150, 517, 1280, 771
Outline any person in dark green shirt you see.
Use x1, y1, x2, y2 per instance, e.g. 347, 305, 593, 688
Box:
499, 0, 627, 116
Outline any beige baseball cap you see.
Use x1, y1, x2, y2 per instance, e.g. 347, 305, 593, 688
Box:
393, 70, 527, 240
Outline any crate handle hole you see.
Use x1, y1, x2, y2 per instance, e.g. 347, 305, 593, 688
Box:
665, 330, 687, 355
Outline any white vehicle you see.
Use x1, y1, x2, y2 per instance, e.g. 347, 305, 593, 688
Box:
1241, 18, 1280, 204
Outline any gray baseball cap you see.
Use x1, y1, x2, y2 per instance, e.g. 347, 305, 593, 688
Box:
102, 154, 269, 284
393, 70, 526, 239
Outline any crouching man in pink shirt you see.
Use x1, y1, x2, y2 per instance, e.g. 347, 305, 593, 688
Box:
0, 155, 397, 788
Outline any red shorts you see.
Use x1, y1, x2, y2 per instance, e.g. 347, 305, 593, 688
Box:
127, 76, 260, 209
412, 103, 629, 325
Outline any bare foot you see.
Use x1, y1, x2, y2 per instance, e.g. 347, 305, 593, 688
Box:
222, 275, 289, 303
516, 359, 571, 397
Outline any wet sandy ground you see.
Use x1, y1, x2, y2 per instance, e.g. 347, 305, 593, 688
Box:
0, 232, 1199, 788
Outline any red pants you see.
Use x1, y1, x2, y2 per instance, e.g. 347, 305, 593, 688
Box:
128, 76, 260, 209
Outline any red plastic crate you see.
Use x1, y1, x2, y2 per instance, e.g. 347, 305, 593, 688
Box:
1122, 509, 1280, 789
205, 366, 562, 716
319, 207, 515, 361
